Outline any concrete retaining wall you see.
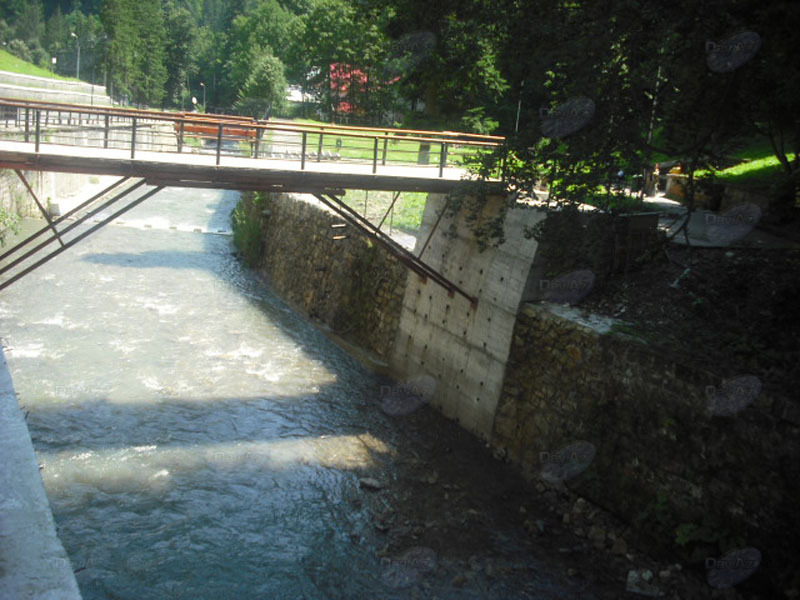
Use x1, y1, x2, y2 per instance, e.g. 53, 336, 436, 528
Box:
388, 193, 544, 440
0, 169, 101, 219
0, 70, 110, 107
0, 347, 82, 599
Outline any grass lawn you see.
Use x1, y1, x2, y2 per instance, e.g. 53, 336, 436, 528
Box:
276, 117, 490, 168
653, 135, 795, 188
340, 189, 428, 234
0, 49, 79, 82
695, 140, 796, 187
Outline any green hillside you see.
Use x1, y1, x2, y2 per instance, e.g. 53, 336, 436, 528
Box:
0, 49, 77, 82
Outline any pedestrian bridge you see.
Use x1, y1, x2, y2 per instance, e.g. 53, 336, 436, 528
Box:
0, 99, 505, 194
0, 99, 507, 302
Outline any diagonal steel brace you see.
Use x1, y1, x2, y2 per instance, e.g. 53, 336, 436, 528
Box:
0, 186, 164, 292
0, 180, 148, 279
14, 169, 64, 248
0, 176, 131, 263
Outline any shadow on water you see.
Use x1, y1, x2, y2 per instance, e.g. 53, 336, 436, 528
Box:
82, 250, 208, 268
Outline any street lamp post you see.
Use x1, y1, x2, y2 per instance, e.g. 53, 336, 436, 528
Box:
70, 32, 80, 80
200, 82, 206, 111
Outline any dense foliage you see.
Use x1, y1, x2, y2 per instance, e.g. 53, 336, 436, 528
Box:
0, 0, 797, 239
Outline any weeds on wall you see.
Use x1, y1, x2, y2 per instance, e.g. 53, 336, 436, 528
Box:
231, 192, 267, 267
0, 207, 19, 247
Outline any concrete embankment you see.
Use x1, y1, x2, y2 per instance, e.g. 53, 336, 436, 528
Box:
0, 346, 82, 599
0, 70, 110, 106
234, 189, 799, 597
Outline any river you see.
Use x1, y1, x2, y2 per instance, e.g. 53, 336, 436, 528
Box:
1, 185, 623, 599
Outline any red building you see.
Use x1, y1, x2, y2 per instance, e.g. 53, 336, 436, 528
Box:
329, 63, 400, 115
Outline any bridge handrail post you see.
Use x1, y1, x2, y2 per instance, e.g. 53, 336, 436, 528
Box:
301, 131, 307, 170
24, 108, 30, 143
104, 114, 110, 149
372, 137, 378, 174
317, 130, 323, 162
178, 121, 184, 153
382, 134, 388, 166
216, 123, 223, 165
439, 142, 448, 177
131, 117, 137, 159
34, 110, 41, 153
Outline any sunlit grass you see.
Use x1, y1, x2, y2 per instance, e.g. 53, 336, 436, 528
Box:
278, 117, 485, 167
0, 49, 78, 82
340, 189, 428, 233
696, 150, 796, 187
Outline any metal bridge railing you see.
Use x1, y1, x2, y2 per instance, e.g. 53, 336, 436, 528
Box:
0, 99, 505, 178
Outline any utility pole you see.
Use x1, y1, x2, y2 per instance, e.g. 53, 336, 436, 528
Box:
70, 32, 81, 80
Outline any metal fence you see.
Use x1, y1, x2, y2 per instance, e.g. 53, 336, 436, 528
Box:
0, 99, 504, 178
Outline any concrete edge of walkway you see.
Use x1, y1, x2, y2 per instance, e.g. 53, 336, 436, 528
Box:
0, 346, 82, 600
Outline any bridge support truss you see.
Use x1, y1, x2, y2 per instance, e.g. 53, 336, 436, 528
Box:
0, 177, 163, 291
312, 192, 477, 307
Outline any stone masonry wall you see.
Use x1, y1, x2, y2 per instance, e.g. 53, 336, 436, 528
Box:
243, 192, 408, 360
493, 302, 800, 596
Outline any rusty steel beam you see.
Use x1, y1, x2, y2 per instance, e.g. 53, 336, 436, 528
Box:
313, 192, 477, 307
0, 186, 164, 292
0, 180, 148, 280
0, 176, 131, 263
13, 170, 65, 248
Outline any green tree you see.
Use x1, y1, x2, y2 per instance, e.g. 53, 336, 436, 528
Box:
132, 0, 167, 105
220, 0, 298, 107
101, 0, 137, 98
13, 0, 45, 44
451, 0, 799, 250
234, 50, 288, 118
367, 0, 507, 131
43, 6, 66, 58
296, 0, 387, 122
163, 1, 199, 106
0, 0, 27, 23
101, 0, 166, 105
